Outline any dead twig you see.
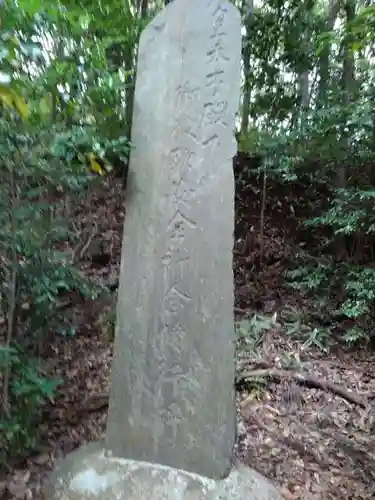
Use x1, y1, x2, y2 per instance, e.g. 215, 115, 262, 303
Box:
238, 368, 367, 408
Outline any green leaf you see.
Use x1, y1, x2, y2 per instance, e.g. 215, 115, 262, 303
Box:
17, 0, 43, 16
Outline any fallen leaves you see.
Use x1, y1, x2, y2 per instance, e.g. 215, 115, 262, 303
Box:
2, 163, 375, 500
236, 327, 375, 499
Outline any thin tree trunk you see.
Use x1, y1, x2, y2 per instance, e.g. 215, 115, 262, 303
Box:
124, 0, 149, 186
338, 0, 356, 190
299, 71, 309, 109
318, 0, 340, 106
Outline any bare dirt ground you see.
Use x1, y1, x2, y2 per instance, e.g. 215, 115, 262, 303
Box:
1, 163, 375, 499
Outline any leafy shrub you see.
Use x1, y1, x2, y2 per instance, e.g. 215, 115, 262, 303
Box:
0, 76, 108, 466
239, 91, 375, 346
0, 0, 133, 466
0, 345, 61, 466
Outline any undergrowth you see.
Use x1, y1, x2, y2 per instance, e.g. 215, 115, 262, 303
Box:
238, 96, 375, 347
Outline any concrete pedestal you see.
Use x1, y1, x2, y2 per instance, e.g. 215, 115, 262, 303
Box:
43, 442, 283, 500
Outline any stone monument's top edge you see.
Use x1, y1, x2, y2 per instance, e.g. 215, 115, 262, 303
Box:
145, 0, 241, 29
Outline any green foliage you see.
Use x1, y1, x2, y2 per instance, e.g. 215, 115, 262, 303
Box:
0, 0, 142, 464
236, 314, 275, 349
0, 345, 61, 464
279, 305, 332, 351
239, 0, 375, 346
0, 90, 105, 466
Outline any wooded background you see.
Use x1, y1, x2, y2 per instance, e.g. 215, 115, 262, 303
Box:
1, 0, 375, 488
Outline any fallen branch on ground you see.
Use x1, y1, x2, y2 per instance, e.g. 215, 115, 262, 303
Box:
238, 368, 367, 408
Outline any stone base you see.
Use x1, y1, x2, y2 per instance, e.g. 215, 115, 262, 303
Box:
43, 441, 283, 500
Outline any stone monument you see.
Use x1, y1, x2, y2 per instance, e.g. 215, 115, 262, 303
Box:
44, 0, 284, 498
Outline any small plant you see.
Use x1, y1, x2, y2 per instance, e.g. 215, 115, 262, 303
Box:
0, 344, 61, 466
342, 326, 369, 347
235, 313, 276, 349
301, 327, 331, 352
0, 43, 107, 464
280, 305, 332, 352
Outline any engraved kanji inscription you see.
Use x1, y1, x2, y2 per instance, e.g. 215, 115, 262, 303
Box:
202, 100, 229, 128
207, 38, 230, 65
206, 70, 225, 96
106, 0, 241, 480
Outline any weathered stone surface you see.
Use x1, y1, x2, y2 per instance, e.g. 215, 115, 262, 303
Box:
105, 0, 241, 480
44, 442, 284, 500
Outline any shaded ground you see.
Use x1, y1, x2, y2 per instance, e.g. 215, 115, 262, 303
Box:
2, 158, 375, 499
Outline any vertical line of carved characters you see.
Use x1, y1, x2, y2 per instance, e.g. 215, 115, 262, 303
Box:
161, 250, 172, 286
166, 320, 186, 359
165, 209, 196, 259
173, 356, 205, 419
166, 147, 197, 200
200, 134, 220, 161
163, 285, 192, 317
175, 185, 196, 207
207, 3, 229, 67
141, 304, 168, 421
161, 209, 196, 296
160, 213, 194, 300
174, 154, 197, 204
154, 324, 169, 381
168, 208, 197, 231
175, 80, 200, 112
162, 255, 190, 295
174, 255, 189, 282
162, 286, 190, 350
171, 115, 198, 143
198, 6, 230, 164
172, 80, 202, 143
174, 148, 196, 192
173, 108, 208, 145
205, 70, 224, 97
202, 100, 229, 129
160, 211, 188, 285
150, 322, 168, 367
153, 363, 186, 449
159, 400, 184, 446
167, 147, 187, 190
157, 322, 187, 447
206, 37, 230, 66
160, 349, 208, 428
212, 4, 227, 35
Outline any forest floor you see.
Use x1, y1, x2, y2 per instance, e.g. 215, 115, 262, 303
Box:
1, 156, 375, 499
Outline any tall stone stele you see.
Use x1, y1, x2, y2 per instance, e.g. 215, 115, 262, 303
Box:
44, 1, 284, 499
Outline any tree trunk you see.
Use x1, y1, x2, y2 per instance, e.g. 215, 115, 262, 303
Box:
123, 0, 149, 185
318, 0, 340, 106
338, 0, 356, 190
299, 71, 309, 109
